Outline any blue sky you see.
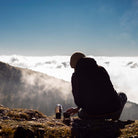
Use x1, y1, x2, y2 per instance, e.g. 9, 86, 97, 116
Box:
0, 0, 138, 56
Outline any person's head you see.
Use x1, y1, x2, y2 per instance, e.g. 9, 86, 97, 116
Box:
70, 52, 85, 69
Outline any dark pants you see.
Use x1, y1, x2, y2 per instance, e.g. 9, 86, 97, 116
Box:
78, 93, 127, 120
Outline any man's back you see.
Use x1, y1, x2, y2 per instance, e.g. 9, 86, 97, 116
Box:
72, 57, 121, 115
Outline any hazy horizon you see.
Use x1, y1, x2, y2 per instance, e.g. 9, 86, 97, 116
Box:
0, 55, 138, 120
0, 54, 138, 104
0, 53, 138, 57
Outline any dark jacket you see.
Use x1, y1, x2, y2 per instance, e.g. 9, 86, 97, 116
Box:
71, 57, 121, 115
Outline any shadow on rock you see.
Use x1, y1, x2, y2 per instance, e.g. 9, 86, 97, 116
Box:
71, 119, 134, 138
14, 126, 34, 138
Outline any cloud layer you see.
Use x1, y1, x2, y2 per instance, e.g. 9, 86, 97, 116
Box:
0, 55, 138, 104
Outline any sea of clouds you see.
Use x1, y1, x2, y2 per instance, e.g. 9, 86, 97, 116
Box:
0, 55, 138, 104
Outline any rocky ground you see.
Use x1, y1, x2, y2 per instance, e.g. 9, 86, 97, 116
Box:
0, 105, 138, 138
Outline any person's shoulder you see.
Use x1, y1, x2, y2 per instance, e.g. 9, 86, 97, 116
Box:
72, 72, 77, 79
98, 66, 108, 73
98, 65, 106, 70
76, 57, 97, 69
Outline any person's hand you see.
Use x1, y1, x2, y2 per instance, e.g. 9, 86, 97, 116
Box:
65, 107, 79, 116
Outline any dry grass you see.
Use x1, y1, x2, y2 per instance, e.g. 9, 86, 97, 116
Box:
0, 105, 138, 138
0, 106, 71, 137
119, 120, 138, 138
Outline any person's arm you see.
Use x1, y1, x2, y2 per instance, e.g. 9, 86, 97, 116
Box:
65, 107, 80, 116
71, 73, 82, 107
65, 73, 82, 116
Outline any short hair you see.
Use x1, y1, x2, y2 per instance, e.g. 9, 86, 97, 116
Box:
70, 52, 85, 68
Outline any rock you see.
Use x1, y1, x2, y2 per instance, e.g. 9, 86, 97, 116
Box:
24, 109, 46, 120
71, 119, 134, 138
36, 128, 45, 138
0, 109, 7, 115
2, 116, 10, 120
14, 126, 34, 138
0, 105, 4, 107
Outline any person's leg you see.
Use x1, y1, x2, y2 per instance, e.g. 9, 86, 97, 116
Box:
111, 92, 127, 120
78, 109, 109, 120
78, 109, 97, 120
78, 109, 89, 119
78, 93, 127, 120
118, 92, 127, 107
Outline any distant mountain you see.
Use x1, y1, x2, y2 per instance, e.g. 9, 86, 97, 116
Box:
0, 61, 74, 115
0, 61, 138, 120
120, 101, 138, 120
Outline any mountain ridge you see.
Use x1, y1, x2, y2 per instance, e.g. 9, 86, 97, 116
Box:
0, 61, 74, 116
0, 61, 138, 120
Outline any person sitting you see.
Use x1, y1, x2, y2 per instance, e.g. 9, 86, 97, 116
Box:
66, 52, 127, 120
